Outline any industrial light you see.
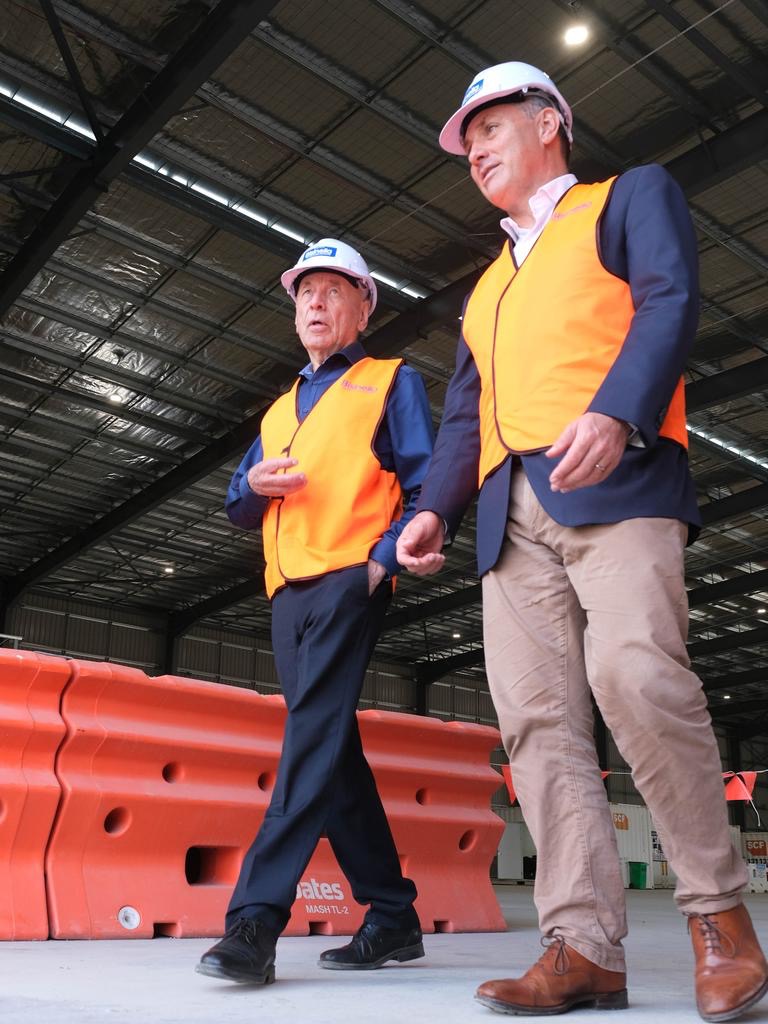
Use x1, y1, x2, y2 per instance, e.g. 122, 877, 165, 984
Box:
452, 632, 461, 639
270, 222, 307, 242
108, 392, 124, 404
370, 270, 400, 289
758, 608, 767, 614
164, 566, 175, 574
723, 694, 731, 700
564, 24, 589, 46
687, 425, 768, 472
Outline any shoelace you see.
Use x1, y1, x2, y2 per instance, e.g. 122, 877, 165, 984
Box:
230, 917, 271, 951
689, 915, 737, 958
540, 935, 570, 976
354, 921, 386, 957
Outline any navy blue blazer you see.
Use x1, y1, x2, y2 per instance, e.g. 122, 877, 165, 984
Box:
417, 165, 702, 577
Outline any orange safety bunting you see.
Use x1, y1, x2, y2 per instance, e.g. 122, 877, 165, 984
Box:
0, 649, 71, 939
46, 660, 506, 938
724, 771, 757, 801
502, 766, 611, 804
501, 764, 516, 804
506, 765, 753, 803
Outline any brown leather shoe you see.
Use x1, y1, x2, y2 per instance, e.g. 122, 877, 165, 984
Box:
689, 903, 768, 1022
475, 937, 628, 1015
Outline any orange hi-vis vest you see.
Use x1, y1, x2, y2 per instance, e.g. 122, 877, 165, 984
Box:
260, 356, 404, 598
462, 177, 688, 487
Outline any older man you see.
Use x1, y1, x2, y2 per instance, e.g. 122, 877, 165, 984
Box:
197, 239, 433, 985
397, 63, 767, 1022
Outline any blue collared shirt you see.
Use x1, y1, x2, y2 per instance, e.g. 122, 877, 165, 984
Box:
226, 340, 434, 577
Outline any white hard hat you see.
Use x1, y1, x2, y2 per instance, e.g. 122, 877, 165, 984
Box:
281, 238, 378, 313
439, 61, 573, 155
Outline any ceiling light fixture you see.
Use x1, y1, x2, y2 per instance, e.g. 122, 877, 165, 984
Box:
564, 24, 589, 46
164, 566, 175, 574
688, 425, 768, 472
723, 694, 731, 700
452, 632, 461, 639
108, 392, 123, 404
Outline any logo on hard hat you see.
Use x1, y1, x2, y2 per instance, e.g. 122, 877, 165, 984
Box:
463, 78, 484, 104
303, 246, 337, 260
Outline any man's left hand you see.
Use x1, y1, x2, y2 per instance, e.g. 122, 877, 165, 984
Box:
367, 559, 387, 595
547, 412, 631, 493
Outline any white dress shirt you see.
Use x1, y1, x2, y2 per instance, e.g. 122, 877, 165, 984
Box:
500, 173, 578, 264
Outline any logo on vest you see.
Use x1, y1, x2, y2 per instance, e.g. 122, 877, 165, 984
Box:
551, 201, 593, 221
342, 380, 378, 393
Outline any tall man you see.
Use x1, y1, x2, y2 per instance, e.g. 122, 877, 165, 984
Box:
397, 63, 768, 1022
198, 239, 432, 985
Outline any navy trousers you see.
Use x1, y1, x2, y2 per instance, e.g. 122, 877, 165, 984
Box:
226, 564, 419, 936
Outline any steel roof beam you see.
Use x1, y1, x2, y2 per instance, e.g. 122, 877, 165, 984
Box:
700, 483, 768, 525
688, 357, 768, 412
741, 0, 768, 31
730, 719, 768, 741
688, 569, 768, 608
416, 618, 768, 685
642, 0, 768, 110
1, 323, 252, 424
689, 625, 768, 658
384, 0, 716, 127
0, 403, 181, 464
701, 667, 768, 693
0, 0, 283, 317
416, 648, 484, 685
711, 697, 768, 719
39, 0, 105, 143
0, 363, 211, 443
384, 562, 768, 646
382, 583, 482, 633
26, 0, 487, 266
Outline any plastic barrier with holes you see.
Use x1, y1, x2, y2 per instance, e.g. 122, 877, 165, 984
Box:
45, 659, 505, 938
0, 649, 70, 939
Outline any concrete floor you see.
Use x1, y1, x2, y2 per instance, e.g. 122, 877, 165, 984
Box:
4, 886, 768, 1023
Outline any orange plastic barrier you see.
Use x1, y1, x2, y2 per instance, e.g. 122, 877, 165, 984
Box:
46, 660, 285, 939
46, 659, 505, 938
358, 709, 506, 934
0, 649, 70, 939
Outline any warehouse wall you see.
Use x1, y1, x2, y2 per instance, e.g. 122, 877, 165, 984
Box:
6, 590, 499, 726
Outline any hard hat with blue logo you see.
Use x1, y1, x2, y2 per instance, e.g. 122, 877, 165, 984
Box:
439, 61, 573, 155
281, 238, 378, 314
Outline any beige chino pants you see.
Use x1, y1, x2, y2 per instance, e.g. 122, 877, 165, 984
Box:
482, 468, 747, 971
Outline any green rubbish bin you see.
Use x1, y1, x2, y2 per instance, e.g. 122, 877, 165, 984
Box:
628, 861, 647, 889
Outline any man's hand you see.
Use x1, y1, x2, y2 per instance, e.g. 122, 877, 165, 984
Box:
547, 412, 631, 493
367, 559, 387, 595
246, 457, 307, 497
396, 511, 446, 576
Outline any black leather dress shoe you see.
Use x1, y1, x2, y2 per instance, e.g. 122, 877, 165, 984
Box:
196, 917, 277, 984
318, 921, 424, 970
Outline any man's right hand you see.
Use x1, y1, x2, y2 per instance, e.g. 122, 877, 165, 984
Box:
396, 511, 446, 576
247, 458, 307, 497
